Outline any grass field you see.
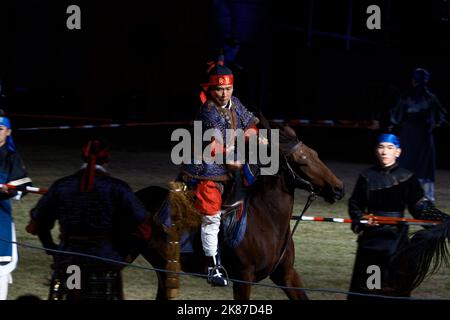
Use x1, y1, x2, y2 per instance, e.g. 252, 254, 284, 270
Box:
6, 142, 450, 300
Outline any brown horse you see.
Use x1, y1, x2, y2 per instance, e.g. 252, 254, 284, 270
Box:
132, 121, 344, 300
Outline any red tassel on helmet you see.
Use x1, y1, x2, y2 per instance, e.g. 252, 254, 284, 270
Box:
80, 139, 110, 192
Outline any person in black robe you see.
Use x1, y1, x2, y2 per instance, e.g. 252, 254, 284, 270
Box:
389, 68, 448, 202
0, 112, 32, 300
347, 133, 449, 300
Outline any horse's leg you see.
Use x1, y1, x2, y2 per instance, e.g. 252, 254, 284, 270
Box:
135, 186, 181, 300
233, 283, 253, 300
155, 271, 170, 300
232, 272, 254, 300
270, 266, 308, 300
141, 250, 175, 300
269, 246, 308, 300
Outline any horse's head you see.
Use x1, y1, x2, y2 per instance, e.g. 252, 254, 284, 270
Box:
277, 125, 344, 203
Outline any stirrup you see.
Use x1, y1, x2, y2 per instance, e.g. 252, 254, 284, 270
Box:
207, 265, 228, 287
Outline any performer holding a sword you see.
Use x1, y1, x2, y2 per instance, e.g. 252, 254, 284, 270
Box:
0, 110, 32, 300
347, 132, 450, 300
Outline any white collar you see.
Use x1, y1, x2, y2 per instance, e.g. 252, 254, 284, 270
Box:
221, 100, 232, 109
80, 163, 107, 172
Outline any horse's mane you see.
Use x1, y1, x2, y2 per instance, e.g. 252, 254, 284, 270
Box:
254, 113, 300, 193
256, 113, 300, 154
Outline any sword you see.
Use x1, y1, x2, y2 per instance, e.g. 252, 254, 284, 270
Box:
0, 183, 48, 195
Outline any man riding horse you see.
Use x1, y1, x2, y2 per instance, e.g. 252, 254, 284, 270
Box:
180, 55, 267, 286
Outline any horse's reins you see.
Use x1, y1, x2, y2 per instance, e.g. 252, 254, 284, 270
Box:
268, 141, 317, 276
269, 192, 316, 276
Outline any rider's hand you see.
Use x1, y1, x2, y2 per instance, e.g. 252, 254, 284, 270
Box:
0, 185, 9, 194
364, 214, 380, 227
225, 145, 235, 154
258, 136, 268, 145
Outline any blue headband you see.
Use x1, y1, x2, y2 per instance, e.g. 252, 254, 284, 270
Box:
0, 117, 11, 129
378, 133, 400, 148
0, 116, 16, 152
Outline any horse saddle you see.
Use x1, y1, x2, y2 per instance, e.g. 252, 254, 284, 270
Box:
156, 166, 256, 252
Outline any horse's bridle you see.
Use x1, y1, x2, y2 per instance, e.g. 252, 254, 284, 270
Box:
283, 141, 315, 194
283, 140, 317, 234
268, 141, 317, 277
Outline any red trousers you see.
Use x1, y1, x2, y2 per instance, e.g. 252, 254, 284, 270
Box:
193, 180, 222, 215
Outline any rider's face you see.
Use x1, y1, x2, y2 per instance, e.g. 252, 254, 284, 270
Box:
209, 85, 233, 106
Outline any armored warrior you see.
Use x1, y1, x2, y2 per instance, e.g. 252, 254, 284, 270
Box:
26, 138, 150, 300
181, 55, 264, 286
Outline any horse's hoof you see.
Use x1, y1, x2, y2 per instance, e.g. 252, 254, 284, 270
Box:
167, 288, 179, 299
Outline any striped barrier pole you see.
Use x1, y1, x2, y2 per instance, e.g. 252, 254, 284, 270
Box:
3, 111, 380, 128
292, 215, 443, 227
15, 119, 379, 131
8, 113, 113, 122
16, 121, 193, 131
0, 184, 48, 195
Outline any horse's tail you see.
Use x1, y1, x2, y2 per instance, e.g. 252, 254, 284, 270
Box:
391, 219, 450, 290
168, 181, 202, 232
164, 182, 202, 299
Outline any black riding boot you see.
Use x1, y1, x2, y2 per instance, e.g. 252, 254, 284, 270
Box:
207, 253, 228, 287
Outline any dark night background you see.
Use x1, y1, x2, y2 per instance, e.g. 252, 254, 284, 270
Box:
1, 0, 450, 167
